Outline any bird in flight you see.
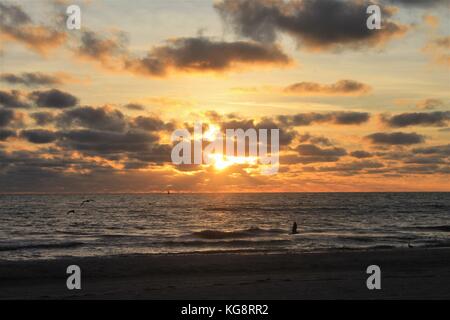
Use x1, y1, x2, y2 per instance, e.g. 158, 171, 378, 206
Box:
66, 209, 75, 214
80, 199, 95, 207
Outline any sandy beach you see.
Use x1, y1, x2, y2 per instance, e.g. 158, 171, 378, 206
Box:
0, 248, 449, 300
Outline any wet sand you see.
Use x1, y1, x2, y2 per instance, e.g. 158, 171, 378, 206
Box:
0, 248, 449, 299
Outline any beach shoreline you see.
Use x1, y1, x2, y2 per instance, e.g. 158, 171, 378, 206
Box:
0, 247, 449, 299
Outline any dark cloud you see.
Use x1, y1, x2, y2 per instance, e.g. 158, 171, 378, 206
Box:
29, 89, 78, 109
219, 118, 255, 130
0, 148, 132, 193
215, 0, 407, 51
217, 116, 296, 147
256, 117, 297, 146
350, 150, 373, 158
404, 156, 446, 165
296, 143, 347, 157
277, 111, 370, 126
0, 72, 62, 87
75, 29, 291, 76
205, 110, 223, 123
31, 112, 55, 126
0, 108, 15, 127
334, 111, 371, 125
122, 160, 152, 170
124, 103, 145, 111
57, 106, 127, 132
0, 2, 65, 54
282, 143, 348, 164
397, 164, 443, 175
76, 31, 128, 68
125, 37, 291, 76
366, 132, 425, 145
59, 129, 159, 156
281, 154, 341, 164
0, 156, 176, 193
382, 111, 450, 127
298, 133, 332, 146
313, 160, 384, 174
132, 144, 173, 164
0, 2, 29, 24
0, 129, 15, 141
0, 90, 31, 108
412, 144, 450, 156
284, 80, 371, 96
20, 129, 59, 144
132, 115, 174, 132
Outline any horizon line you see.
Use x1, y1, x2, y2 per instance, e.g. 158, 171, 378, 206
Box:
0, 191, 449, 195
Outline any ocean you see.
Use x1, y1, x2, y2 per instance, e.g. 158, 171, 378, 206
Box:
0, 193, 449, 261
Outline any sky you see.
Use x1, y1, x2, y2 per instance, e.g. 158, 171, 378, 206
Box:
0, 0, 449, 193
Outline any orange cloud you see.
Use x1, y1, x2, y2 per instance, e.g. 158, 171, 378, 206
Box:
231, 80, 372, 96
0, 2, 66, 55
284, 80, 372, 96
74, 30, 292, 77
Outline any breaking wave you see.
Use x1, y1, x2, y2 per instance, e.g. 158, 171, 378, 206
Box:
192, 227, 285, 239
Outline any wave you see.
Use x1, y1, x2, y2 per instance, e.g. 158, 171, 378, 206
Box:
0, 241, 84, 252
192, 227, 285, 240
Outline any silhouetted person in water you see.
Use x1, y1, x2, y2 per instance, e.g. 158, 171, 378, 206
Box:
80, 199, 95, 207
292, 221, 298, 234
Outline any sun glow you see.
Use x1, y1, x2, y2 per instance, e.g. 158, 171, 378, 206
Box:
208, 153, 258, 171
203, 124, 221, 141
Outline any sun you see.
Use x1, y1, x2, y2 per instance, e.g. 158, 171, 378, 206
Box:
209, 154, 232, 170
208, 153, 258, 171
202, 122, 260, 171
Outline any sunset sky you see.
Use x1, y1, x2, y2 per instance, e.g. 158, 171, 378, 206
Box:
0, 0, 449, 192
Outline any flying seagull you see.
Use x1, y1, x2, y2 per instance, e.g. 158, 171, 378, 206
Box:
80, 199, 95, 207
